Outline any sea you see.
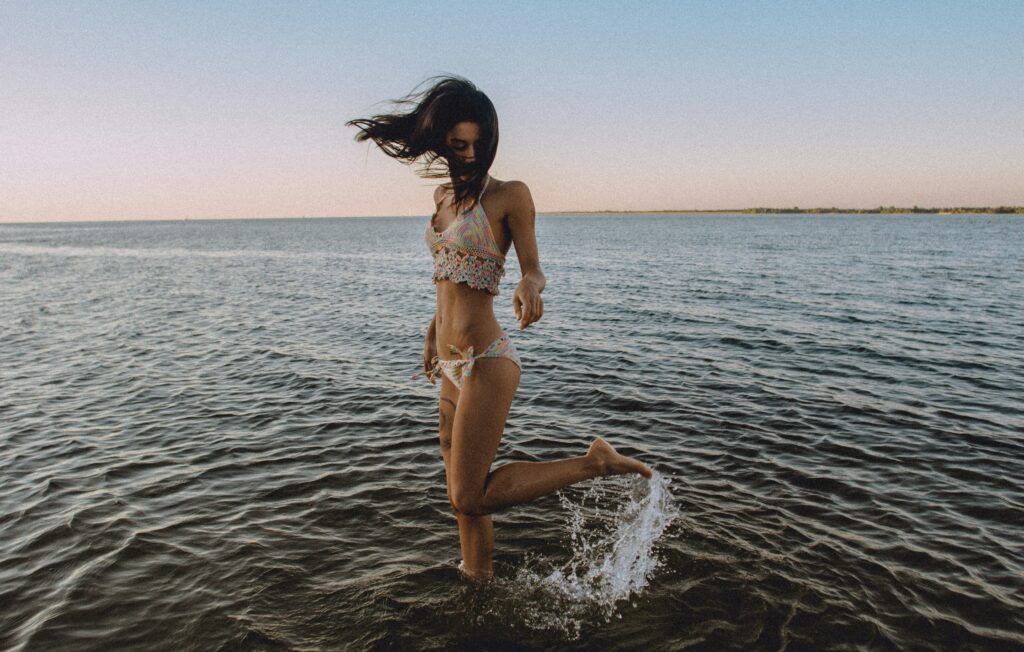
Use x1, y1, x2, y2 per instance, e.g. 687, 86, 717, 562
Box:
1, 213, 1021, 651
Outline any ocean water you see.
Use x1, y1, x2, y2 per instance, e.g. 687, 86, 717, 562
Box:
1, 213, 1022, 650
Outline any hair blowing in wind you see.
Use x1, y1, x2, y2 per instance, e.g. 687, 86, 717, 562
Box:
345, 74, 499, 210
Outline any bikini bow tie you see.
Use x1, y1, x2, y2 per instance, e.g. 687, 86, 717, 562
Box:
411, 344, 481, 384
448, 344, 479, 378
449, 344, 475, 358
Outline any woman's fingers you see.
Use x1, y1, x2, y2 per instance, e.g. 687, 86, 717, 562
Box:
526, 296, 545, 328
423, 353, 435, 384
514, 291, 544, 329
526, 296, 542, 323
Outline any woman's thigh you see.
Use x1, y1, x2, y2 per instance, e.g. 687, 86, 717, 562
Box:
448, 357, 521, 498
438, 376, 460, 477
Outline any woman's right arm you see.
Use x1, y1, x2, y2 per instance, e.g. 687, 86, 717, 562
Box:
422, 186, 444, 379
423, 313, 437, 380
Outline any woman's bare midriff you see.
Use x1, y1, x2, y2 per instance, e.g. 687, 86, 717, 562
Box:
434, 279, 504, 356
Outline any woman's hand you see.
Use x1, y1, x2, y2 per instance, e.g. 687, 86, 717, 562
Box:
423, 316, 438, 383
513, 278, 544, 330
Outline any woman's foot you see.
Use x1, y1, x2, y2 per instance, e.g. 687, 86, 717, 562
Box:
587, 437, 653, 479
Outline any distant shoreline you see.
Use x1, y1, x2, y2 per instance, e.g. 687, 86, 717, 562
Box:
3, 206, 1023, 224
546, 206, 1024, 215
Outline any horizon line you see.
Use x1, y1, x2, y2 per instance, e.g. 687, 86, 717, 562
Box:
2, 206, 1023, 225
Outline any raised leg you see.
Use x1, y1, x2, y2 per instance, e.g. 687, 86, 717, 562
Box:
448, 358, 652, 521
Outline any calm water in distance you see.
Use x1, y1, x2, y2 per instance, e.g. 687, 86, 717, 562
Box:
1, 213, 1022, 650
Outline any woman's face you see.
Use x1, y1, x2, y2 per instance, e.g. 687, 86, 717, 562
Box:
445, 121, 481, 169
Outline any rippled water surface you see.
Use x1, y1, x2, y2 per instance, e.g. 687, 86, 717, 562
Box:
1, 214, 1022, 650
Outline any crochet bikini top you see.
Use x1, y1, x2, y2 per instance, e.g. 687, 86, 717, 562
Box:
426, 176, 506, 295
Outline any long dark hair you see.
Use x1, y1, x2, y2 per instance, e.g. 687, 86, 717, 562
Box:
346, 75, 498, 210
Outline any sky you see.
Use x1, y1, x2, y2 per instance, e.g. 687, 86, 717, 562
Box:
1, 0, 1022, 222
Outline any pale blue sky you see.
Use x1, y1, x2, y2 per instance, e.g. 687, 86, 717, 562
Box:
1, 0, 1021, 221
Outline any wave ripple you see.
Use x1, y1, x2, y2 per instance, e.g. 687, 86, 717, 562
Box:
1, 214, 1022, 650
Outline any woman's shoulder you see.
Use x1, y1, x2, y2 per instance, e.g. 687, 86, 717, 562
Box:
431, 177, 531, 207
490, 178, 532, 205
491, 177, 528, 192
433, 183, 450, 205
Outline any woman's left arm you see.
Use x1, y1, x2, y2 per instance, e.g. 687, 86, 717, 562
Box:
506, 181, 546, 330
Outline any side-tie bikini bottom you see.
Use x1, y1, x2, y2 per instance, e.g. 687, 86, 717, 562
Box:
414, 330, 522, 390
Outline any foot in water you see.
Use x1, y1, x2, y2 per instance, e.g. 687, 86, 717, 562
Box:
587, 437, 653, 479
457, 560, 493, 583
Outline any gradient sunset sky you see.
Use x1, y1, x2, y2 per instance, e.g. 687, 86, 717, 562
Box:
2, 0, 1022, 222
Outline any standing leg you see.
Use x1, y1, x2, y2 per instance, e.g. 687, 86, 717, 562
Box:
438, 376, 493, 578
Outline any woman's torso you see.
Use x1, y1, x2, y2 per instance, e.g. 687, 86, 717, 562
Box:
429, 176, 514, 351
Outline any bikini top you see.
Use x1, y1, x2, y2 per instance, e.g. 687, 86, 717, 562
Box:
426, 176, 506, 295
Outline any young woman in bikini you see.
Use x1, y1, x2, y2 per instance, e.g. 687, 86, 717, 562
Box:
347, 75, 652, 580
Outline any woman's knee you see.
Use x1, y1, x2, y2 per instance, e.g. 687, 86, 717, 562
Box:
449, 471, 495, 516
449, 489, 487, 516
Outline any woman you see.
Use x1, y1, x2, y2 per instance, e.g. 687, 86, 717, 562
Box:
347, 75, 652, 580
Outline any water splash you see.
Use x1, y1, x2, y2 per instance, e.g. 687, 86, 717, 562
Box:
508, 470, 680, 638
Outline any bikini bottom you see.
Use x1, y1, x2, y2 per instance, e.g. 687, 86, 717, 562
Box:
413, 330, 522, 391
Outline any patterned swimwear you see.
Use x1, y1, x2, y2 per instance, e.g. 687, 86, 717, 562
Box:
413, 331, 522, 390
426, 175, 505, 295
413, 175, 522, 388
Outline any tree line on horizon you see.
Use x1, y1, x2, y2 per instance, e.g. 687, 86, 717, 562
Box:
743, 206, 1024, 214
571, 206, 1023, 215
